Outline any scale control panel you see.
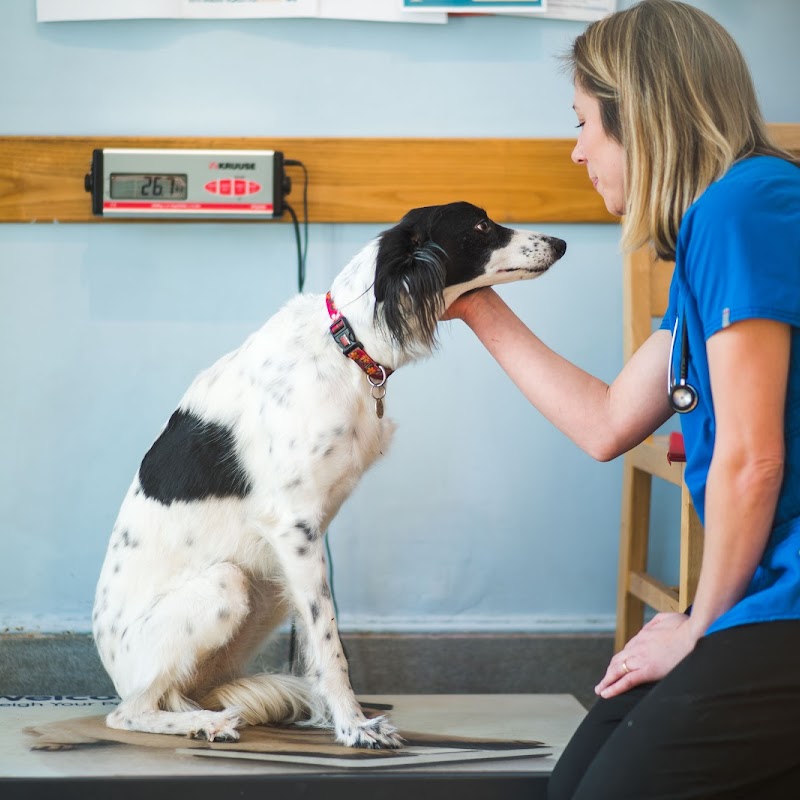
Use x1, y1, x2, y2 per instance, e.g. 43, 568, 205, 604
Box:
85, 148, 288, 219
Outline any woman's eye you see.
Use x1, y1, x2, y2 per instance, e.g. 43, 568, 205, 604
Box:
474, 220, 490, 233
575, 121, 585, 129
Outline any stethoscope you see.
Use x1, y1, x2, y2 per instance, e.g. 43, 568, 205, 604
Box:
667, 317, 699, 414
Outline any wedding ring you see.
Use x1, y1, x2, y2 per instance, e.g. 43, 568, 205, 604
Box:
622, 660, 630, 674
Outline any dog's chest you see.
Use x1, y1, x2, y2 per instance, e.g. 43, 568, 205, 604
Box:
207, 305, 396, 489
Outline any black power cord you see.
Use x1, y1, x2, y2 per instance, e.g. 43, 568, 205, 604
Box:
283, 159, 309, 292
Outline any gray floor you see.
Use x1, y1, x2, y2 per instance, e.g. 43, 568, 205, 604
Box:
0, 632, 612, 709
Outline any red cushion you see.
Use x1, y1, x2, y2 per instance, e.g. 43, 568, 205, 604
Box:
667, 431, 686, 464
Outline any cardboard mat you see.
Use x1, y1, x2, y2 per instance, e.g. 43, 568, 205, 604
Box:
1, 693, 586, 777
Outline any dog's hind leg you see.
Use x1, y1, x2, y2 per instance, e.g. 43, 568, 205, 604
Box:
107, 692, 242, 742
197, 587, 320, 727
272, 521, 402, 749
103, 562, 252, 741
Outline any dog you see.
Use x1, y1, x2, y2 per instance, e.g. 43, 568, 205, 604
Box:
92, 201, 566, 748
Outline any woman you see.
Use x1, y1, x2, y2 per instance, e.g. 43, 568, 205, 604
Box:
446, 1, 800, 797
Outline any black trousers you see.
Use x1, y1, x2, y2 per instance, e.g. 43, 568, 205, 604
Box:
548, 621, 800, 800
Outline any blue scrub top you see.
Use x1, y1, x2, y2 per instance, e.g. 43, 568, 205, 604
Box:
660, 155, 800, 634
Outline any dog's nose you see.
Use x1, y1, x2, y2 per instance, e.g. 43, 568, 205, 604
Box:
545, 236, 567, 259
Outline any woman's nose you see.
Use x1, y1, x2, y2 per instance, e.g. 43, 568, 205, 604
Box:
572, 140, 586, 165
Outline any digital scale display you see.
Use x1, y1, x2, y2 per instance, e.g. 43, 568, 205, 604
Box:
85, 148, 285, 219
109, 173, 189, 201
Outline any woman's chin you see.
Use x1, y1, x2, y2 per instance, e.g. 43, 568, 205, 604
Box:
603, 197, 625, 217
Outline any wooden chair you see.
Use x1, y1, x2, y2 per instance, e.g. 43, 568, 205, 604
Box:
615, 246, 704, 652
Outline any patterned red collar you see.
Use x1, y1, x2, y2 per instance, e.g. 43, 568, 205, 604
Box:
325, 292, 393, 382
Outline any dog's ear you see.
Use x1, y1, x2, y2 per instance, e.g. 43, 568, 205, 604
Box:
374, 209, 447, 350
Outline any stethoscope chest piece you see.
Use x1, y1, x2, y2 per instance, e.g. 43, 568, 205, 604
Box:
670, 381, 698, 413
668, 317, 699, 414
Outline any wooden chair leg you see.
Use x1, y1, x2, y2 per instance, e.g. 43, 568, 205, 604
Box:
678, 482, 704, 611
616, 457, 651, 652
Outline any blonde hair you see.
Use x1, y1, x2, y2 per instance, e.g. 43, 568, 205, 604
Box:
566, 0, 796, 260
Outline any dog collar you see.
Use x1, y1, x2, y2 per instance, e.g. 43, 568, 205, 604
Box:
325, 292, 394, 382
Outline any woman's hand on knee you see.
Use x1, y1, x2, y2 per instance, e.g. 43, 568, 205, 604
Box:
595, 612, 699, 699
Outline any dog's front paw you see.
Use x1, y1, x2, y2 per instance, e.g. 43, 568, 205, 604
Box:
337, 715, 403, 749
189, 709, 242, 743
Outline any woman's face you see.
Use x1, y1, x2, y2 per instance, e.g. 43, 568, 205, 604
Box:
571, 83, 626, 216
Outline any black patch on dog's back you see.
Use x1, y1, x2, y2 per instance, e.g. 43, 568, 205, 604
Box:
138, 409, 252, 505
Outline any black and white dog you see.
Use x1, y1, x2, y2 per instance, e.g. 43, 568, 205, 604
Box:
92, 202, 566, 748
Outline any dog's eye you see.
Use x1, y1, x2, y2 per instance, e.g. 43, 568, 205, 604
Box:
474, 220, 491, 233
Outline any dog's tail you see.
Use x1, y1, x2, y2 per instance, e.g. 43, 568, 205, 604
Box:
200, 673, 321, 727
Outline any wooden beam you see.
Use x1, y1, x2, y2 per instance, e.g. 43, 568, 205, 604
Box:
0, 136, 616, 225
771, 123, 800, 153
2, 125, 794, 225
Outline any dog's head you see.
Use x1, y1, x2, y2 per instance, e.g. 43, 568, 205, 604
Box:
374, 201, 566, 352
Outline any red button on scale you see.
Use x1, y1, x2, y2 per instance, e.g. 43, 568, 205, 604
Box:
204, 180, 219, 194
248, 181, 262, 195
219, 180, 232, 195
234, 179, 247, 196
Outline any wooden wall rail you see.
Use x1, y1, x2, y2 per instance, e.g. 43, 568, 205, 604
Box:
0, 136, 614, 225
0, 127, 796, 225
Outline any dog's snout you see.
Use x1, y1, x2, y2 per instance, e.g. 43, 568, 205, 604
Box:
545, 236, 567, 259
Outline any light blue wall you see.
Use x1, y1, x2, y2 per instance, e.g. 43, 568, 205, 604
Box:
1, 1, 798, 633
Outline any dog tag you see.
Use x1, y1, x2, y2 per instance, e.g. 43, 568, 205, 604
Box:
370, 378, 387, 420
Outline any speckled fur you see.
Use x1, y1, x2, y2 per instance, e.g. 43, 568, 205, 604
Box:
92, 203, 565, 747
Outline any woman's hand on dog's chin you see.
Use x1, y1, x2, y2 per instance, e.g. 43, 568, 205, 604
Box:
441, 287, 498, 323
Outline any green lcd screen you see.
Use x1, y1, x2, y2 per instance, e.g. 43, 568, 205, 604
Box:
110, 173, 188, 201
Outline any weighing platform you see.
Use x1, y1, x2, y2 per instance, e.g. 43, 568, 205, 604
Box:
0, 693, 586, 799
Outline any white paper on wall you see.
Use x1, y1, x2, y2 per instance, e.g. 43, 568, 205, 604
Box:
36, 0, 447, 23
318, 1, 447, 23
36, 0, 319, 22
402, 0, 546, 14
515, 0, 616, 22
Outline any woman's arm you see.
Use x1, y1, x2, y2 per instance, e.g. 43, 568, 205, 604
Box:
686, 317, 788, 634
450, 287, 674, 461
597, 317, 789, 698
